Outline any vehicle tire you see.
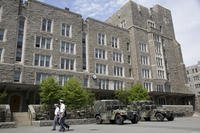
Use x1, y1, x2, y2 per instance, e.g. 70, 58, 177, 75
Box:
155, 113, 164, 121
115, 114, 123, 125
95, 115, 102, 124
167, 116, 174, 121
144, 117, 151, 121
131, 115, 138, 124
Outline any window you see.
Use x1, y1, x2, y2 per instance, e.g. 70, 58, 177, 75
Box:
186, 70, 189, 74
99, 79, 109, 90
153, 34, 161, 42
155, 42, 162, 55
193, 76, 199, 81
156, 57, 163, 68
157, 70, 165, 79
14, 71, 21, 82
0, 6, 2, 22
114, 66, 123, 77
60, 58, 75, 70
0, 48, 3, 62
41, 18, 52, 32
82, 32, 87, 70
127, 42, 130, 51
95, 63, 107, 74
61, 23, 71, 37
142, 69, 151, 78
157, 84, 164, 92
16, 49, 22, 62
60, 41, 75, 54
144, 82, 152, 92
34, 54, 51, 67
35, 36, 52, 49
120, 20, 126, 28
111, 37, 119, 48
128, 55, 131, 64
195, 68, 198, 73
195, 84, 200, 89
35, 73, 49, 84
97, 33, 106, 45
58, 75, 70, 86
129, 68, 132, 77
113, 80, 123, 90
139, 42, 148, 52
16, 16, 25, 62
113, 52, 123, 63
0, 29, 5, 41
95, 48, 106, 59
140, 55, 149, 65
147, 20, 155, 28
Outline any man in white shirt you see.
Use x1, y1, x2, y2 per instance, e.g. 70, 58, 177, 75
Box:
52, 104, 60, 131
59, 99, 66, 132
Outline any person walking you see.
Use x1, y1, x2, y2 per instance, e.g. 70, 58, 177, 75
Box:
59, 99, 69, 132
52, 104, 60, 131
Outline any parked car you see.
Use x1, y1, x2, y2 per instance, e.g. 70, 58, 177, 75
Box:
94, 100, 139, 125
130, 100, 174, 121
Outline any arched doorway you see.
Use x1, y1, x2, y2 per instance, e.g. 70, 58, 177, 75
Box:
10, 95, 21, 112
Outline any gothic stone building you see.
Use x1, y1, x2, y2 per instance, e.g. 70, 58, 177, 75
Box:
0, 0, 194, 112
186, 61, 200, 111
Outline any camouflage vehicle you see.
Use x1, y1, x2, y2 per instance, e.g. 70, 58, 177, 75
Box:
94, 100, 139, 125
130, 100, 174, 121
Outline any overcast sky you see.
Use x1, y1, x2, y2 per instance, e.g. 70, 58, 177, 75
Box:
38, 0, 200, 66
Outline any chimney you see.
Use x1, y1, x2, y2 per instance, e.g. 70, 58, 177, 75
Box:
65, 7, 69, 11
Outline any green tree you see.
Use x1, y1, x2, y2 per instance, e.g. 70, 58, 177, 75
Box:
39, 77, 62, 105
61, 77, 95, 110
0, 91, 7, 104
115, 82, 150, 104
115, 89, 130, 105
128, 82, 150, 102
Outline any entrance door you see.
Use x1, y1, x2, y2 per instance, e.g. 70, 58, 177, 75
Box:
10, 95, 21, 112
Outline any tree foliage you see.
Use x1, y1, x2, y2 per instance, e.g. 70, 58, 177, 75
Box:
61, 77, 95, 110
115, 82, 150, 104
128, 83, 150, 102
39, 77, 62, 105
115, 89, 130, 105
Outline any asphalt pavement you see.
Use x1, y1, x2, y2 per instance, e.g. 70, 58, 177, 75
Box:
1, 117, 200, 133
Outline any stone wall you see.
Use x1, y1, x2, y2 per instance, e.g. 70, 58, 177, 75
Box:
162, 105, 194, 117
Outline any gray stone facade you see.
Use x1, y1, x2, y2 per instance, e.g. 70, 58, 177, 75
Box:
186, 61, 200, 111
0, 0, 194, 112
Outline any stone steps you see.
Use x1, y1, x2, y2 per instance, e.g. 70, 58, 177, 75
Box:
13, 112, 31, 126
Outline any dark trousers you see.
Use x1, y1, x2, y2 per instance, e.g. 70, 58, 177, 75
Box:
52, 115, 59, 129
59, 116, 65, 131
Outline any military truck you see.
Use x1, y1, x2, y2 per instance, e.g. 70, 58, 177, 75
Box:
94, 100, 139, 125
130, 100, 174, 121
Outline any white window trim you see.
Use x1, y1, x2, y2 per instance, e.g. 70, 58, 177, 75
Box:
97, 33, 106, 45
60, 57, 76, 71
41, 18, 53, 33
0, 6, 3, 22
60, 41, 76, 55
0, 48, 4, 62
33, 54, 52, 68
61, 23, 72, 38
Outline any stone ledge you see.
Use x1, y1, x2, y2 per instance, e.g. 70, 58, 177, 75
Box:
0, 122, 16, 128
32, 118, 95, 127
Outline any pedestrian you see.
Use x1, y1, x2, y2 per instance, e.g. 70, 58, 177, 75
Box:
59, 99, 69, 132
52, 103, 60, 131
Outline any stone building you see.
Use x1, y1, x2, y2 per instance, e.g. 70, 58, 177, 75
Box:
0, 0, 194, 112
186, 61, 200, 111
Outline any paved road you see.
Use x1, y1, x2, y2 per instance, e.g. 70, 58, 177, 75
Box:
1, 117, 200, 133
